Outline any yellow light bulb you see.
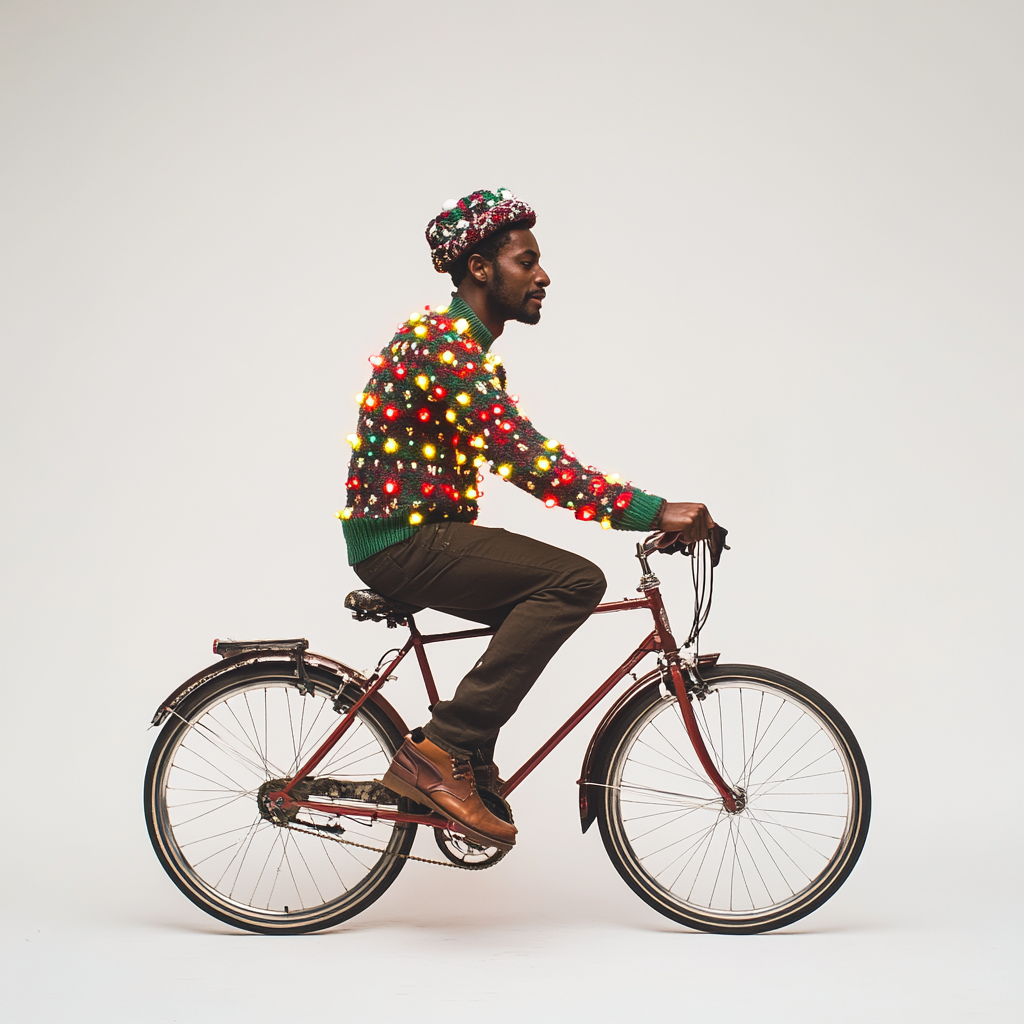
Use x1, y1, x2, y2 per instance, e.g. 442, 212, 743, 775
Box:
544, 439, 559, 451
346, 433, 360, 448
435, 304, 449, 314
456, 452, 467, 465
355, 393, 365, 404
456, 393, 470, 405
600, 518, 612, 530
409, 312, 421, 323
384, 438, 398, 453
413, 325, 427, 338
415, 375, 429, 389
445, 409, 457, 423
465, 488, 477, 499
497, 464, 512, 478
536, 457, 550, 471
409, 512, 423, 525
472, 455, 485, 467
441, 350, 454, 363
454, 318, 469, 334
470, 436, 485, 448
423, 444, 436, 458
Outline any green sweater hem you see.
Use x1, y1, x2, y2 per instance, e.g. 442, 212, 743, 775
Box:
343, 517, 418, 565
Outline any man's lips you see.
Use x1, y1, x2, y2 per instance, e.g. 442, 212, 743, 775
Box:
528, 293, 545, 304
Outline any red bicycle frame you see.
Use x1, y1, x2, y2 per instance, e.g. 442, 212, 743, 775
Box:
264, 551, 740, 829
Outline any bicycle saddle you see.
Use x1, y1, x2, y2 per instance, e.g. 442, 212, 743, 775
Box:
344, 589, 422, 628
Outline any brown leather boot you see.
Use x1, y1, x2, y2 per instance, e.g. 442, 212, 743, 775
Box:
472, 762, 505, 794
382, 734, 517, 851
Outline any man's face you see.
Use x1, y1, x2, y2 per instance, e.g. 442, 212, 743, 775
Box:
486, 228, 550, 325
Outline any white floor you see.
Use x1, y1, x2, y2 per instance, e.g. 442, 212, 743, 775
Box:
4, 912, 1016, 1023
4, 811, 1019, 1024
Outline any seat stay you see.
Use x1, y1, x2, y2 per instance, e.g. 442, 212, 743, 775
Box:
282, 639, 415, 794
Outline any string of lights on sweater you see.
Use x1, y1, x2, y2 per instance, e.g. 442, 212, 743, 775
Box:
340, 304, 651, 529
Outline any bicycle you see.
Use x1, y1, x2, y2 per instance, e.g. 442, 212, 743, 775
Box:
145, 534, 870, 935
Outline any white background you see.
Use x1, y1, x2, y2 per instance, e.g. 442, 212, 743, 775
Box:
1, 1, 1020, 1020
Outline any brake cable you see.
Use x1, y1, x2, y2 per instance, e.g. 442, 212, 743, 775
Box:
682, 538, 714, 656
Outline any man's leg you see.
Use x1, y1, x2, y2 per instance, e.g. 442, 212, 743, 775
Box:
354, 521, 607, 756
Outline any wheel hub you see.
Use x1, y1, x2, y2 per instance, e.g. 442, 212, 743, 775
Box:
726, 787, 747, 814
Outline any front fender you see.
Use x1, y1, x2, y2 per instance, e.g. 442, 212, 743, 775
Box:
149, 648, 409, 740
577, 668, 666, 833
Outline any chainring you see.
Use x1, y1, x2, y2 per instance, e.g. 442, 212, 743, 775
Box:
433, 789, 514, 870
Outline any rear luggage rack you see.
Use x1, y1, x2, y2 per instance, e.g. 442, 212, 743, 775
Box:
212, 638, 313, 695
213, 638, 308, 658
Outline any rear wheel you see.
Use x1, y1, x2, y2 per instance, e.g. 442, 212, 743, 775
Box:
596, 664, 870, 933
144, 665, 415, 934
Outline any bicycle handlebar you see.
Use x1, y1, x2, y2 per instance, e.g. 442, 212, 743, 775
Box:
644, 525, 730, 567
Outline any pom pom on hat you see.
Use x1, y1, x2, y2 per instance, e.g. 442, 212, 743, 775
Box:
426, 187, 536, 273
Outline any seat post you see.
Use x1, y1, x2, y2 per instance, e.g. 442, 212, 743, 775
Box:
408, 620, 441, 708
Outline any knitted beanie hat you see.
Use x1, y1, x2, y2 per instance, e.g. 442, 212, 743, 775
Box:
426, 187, 536, 273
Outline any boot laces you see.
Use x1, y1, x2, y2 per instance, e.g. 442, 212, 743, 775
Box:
451, 758, 476, 788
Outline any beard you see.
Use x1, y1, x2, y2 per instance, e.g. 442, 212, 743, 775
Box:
491, 264, 542, 325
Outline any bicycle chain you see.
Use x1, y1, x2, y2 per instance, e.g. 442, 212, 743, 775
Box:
282, 821, 470, 870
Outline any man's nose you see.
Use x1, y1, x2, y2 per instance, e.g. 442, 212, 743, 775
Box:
536, 264, 551, 287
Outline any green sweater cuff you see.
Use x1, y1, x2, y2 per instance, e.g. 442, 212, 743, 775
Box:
612, 491, 666, 532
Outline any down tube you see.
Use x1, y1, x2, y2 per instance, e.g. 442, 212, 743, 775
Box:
501, 633, 660, 796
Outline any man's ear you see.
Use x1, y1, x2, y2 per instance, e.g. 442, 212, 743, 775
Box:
467, 253, 490, 285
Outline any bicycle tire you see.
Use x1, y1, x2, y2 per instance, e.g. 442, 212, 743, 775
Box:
144, 664, 415, 934
596, 664, 870, 934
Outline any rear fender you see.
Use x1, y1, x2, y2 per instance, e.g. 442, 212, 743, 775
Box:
150, 649, 409, 739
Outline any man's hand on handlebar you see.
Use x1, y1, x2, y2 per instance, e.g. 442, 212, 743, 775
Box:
653, 502, 729, 567
658, 502, 716, 542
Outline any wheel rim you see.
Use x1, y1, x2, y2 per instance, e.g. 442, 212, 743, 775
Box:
609, 679, 860, 923
151, 677, 406, 926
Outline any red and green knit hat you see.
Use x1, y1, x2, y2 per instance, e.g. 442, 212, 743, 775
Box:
426, 187, 536, 273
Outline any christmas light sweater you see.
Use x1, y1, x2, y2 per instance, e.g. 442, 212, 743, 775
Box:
340, 295, 665, 565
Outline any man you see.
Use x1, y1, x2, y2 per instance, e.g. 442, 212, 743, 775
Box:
340, 187, 718, 851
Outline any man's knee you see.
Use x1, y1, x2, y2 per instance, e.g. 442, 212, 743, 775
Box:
566, 557, 606, 608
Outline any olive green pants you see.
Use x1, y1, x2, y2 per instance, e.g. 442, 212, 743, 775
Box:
354, 521, 607, 761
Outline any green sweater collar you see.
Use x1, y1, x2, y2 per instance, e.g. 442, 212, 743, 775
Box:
446, 294, 493, 352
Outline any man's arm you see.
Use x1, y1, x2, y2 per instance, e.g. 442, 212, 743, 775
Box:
431, 342, 664, 531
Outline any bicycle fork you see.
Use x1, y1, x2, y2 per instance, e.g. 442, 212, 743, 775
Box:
636, 544, 743, 814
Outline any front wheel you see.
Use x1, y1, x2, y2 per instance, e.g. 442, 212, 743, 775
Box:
596, 664, 870, 934
145, 665, 416, 934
